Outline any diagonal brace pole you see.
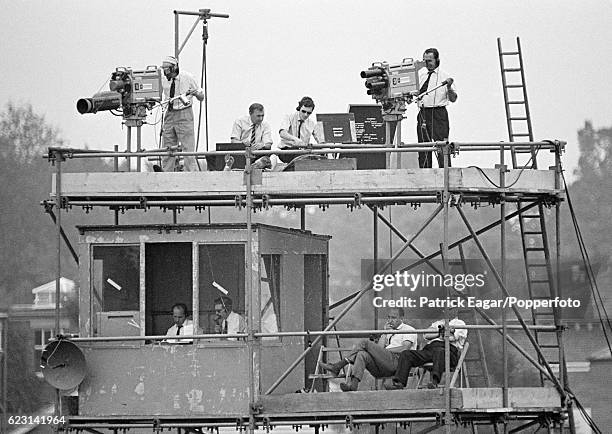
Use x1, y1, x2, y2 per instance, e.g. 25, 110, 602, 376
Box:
264, 204, 443, 395
330, 201, 538, 311
368, 205, 445, 275
43, 203, 79, 265
374, 206, 553, 381
395, 201, 539, 276
456, 205, 564, 396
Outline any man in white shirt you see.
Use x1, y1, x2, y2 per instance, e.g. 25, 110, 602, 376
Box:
230, 103, 273, 169
158, 56, 204, 172
416, 48, 457, 168
385, 314, 467, 389
214, 296, 246, 340
165, 303, 200, 344
272, 96, 323, 166
319, 308, 417, 391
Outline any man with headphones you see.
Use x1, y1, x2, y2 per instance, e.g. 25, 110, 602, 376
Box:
272, 96, 323, 166
416, 48, 457, 168
158, 56, 204, 172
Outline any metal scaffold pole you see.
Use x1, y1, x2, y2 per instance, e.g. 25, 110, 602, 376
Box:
53, 151, 63, 420
245, 147, 259, 434
442, 144, 452, 433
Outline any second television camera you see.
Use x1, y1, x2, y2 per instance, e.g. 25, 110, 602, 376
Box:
77, 66, 163, 119
360, 58, 423, 104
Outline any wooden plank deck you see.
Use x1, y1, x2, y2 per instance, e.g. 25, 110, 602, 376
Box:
258, 387, 562, 416
52, 168, 560, 201
64, 388, 563, 430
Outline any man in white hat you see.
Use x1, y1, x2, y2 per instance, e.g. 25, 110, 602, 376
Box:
158, 56, 204, 172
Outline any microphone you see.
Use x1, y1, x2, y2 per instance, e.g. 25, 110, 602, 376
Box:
442, 78, 454, 86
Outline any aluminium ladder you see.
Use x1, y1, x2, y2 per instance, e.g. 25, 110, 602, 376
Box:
497, 37, 561, 386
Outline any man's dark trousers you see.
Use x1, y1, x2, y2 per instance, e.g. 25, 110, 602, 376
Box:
417, 106, 450, 168
394, 340, 459, 385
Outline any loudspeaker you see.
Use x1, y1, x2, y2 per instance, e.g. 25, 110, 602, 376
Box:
41, 340, 87, 390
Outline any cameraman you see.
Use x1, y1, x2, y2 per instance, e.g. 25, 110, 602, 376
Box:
158, 56, 204, 172
416, 48, 457, 168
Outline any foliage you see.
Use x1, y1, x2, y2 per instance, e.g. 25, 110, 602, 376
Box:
0, 103, 109, 306
6, 326, 51, 414
563, 121, 612, 259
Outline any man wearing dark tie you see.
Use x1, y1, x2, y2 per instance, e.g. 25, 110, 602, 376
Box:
158, 56, 204, 172
273, 96, 322, 166
230, 103, 273, 169
165, 303, 199, 344
214, 296, 246, 340
416, 48, 457, 168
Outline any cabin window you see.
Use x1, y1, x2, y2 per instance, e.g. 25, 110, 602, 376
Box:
91, 245, 140, 337
144, 243, 193, 337
198, 244, 246, 335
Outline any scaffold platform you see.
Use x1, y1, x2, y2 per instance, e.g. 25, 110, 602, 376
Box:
63, 387, 563, 430
51, 167, 561, 208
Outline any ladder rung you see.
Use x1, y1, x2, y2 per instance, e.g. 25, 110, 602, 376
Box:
539, 344, 559, 349
512, 133, 532, 137
513, 149, 535, 153
503, 68, 522, 72
500, 51, 520, 55
521, 214, 541, 218
515, 164, 535, 169
530, 280, 550, 284
509, 117, 528, 121
321, 347, 353, 352
507, 100, 526, 104
526, 247, 545, 251
523, 231, 543, 235
527, 263, 548, 267
505, 84, 524, 88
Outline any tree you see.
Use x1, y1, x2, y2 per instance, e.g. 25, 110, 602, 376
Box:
0, 103, 68, 305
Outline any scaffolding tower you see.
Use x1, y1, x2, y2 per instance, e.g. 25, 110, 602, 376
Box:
42, 136, 571, 433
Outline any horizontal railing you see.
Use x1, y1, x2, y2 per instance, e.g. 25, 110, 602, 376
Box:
60, 324, 557, 343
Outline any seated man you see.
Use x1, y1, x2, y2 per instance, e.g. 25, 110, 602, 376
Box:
384, 314, 467, 390
319, 307, 417, 392
165, 303, 200, 344
272, 96, 323, 167
214, 296, 246, 340
230, 102, 273, 170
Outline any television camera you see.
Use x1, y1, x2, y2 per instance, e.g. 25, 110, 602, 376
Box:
360, 58, 426, 120
77, 66, 163, 121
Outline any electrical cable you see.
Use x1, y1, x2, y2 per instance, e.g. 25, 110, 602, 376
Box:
560, 165, 612, 352
193, 20, 208, 171
467, 144, 542, 188
567, 389, 602, 434
94, 77, 110, 94
553, 159, 611, 434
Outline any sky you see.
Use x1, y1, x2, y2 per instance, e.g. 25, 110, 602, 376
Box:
1, 0, 611, 179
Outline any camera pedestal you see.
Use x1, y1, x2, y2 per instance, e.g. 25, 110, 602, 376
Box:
382, 100, 407, 169
124, 117, 145, 172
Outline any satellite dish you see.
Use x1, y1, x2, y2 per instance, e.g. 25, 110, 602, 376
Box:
41, 339, 87, 390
